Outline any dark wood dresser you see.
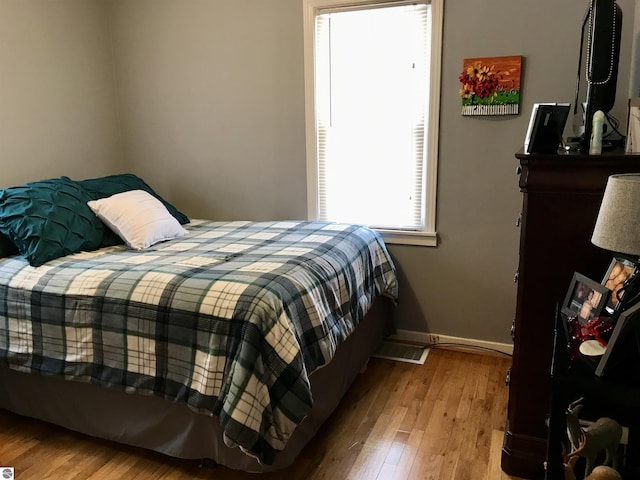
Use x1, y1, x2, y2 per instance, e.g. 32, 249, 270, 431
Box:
500, 149, 640, 478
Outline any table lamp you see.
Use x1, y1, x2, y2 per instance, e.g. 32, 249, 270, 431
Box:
592, 174, 640, 317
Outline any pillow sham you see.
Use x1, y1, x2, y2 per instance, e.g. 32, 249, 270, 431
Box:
0, 177, 104, 266
87, 189, 187, 250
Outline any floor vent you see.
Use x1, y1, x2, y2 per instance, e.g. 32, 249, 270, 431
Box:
373, 341, 429, 364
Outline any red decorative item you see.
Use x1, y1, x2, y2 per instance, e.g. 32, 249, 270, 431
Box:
566, 315, 584, 361
564, 315, 614, 361
581, 316, 615, 347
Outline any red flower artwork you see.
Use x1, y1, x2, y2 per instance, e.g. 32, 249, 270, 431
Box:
459, 56, 522, 116
459, 62, 504, 101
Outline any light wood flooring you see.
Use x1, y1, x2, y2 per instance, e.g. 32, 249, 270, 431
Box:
0, 349, 526, 479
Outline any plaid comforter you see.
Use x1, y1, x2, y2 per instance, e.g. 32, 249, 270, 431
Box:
0, 220, 397, 464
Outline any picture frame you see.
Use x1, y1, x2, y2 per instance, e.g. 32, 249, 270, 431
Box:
523, 103, 571, 154
562, 272, 609, 323
601, 256, 636, 314
595, 300, 640, 377
459, 55, 522, 116
626, 97, 640, 153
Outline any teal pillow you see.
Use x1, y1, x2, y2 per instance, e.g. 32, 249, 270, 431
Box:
77, 174, 190, 248
78, 174, 189, 224
0, 177, 104, 266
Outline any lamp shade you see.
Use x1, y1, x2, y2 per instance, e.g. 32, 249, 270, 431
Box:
592, 174, 640, 256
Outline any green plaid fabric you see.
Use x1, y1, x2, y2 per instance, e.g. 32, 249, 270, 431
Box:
0, 220, 397, 465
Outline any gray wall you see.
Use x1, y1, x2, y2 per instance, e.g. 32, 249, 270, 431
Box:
395, 0, 634, 341
630, 0, 640, 97
1, 0, 637, 344
109, 0, 636, 344
0, 0, 123, 185
109, 0, 307, 221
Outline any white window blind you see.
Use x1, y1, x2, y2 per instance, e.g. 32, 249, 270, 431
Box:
313, 2, 430, 231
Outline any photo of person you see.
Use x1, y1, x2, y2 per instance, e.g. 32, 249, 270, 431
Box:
563, 273, 608, 324
570, 282, 603, 322
602, 258, 635, 312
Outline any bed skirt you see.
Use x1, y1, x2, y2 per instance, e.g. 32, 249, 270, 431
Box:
0, 297, 393, 472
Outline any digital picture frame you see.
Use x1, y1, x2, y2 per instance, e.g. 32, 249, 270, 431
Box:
524, 103, 571, 154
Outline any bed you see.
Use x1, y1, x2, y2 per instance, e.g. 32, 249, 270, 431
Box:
0, 175, 398, 472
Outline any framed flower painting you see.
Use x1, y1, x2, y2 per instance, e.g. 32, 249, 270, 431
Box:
459, 55, 522, 116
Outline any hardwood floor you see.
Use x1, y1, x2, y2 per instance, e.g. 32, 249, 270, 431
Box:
0, 349, 526, 479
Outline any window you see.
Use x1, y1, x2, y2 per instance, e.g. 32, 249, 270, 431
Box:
303, 0, 443, 246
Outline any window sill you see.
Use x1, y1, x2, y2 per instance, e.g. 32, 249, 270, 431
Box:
376, 229, 438, 247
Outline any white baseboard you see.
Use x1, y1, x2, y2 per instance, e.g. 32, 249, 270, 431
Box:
390, 329, 513, 356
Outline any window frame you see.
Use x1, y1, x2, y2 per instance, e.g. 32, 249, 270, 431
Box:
303, 0, 443, 247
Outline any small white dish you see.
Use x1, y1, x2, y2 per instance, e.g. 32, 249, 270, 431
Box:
579, 339, 607, 357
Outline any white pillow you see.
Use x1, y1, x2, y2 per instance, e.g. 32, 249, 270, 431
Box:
87, 189, 187, 250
